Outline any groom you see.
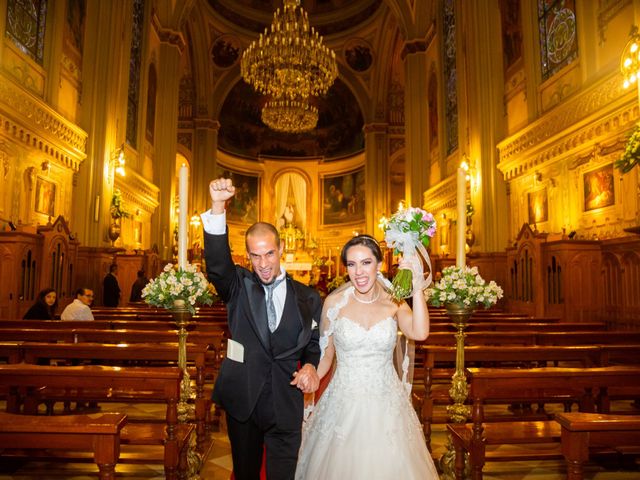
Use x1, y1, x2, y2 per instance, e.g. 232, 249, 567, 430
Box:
202, 178, 321, 480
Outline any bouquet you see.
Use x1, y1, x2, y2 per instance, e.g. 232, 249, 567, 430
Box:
110, 189, 131, 219
383, 206, 437, 301
142, 263, 215, 314
426, 265, 503, 309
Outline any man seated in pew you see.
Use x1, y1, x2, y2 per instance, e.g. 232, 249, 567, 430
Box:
61, 288, 95, 321
23, 288, 58, 320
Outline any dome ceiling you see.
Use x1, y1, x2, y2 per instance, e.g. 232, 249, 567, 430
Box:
207, 0, 383, 35
218, 78, 364, 159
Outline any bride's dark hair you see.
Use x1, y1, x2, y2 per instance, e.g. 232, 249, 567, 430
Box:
340, 234, 383, 265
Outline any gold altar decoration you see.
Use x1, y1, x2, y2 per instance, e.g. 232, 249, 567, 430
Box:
439, 303, 473, 480
621, 26, 640, 91
241, 0, 337, 133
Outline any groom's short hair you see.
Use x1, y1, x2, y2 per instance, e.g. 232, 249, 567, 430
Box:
246, 222, 281, 248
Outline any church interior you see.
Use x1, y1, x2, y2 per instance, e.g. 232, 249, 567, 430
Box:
1, 0, 640, 478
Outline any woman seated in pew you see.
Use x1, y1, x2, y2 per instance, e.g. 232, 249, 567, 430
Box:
295, 235, 439, 479
23, 288, 57, 320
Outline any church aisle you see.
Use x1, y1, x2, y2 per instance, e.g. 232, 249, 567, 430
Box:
0, 401, 639, 479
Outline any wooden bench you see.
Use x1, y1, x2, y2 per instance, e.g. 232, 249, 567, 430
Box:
447, 366, 640, 480
429, 322, 606, 333
555, 412, 640, 480
416, 345, 602, 450
19, 341, 210, 451
0, 411, 127, 480
0, 364, 193, 480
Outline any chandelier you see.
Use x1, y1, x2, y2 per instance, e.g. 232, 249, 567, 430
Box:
241, 0, 338, 132
262, 97, 318, 133
621, 26, 640, 89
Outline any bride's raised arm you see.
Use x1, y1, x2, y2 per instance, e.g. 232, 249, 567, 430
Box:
395, 255, 430, 341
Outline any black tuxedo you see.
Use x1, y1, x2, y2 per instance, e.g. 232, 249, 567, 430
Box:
204, 230, 321, 479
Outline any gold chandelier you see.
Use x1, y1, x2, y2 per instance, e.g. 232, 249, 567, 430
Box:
621, 26, 640, 89
241, 0, 338, 133
262, 97, 318, 133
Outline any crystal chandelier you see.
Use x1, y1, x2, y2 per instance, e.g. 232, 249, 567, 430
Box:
621, 26, 640, 90
241, 0, 337, 132
262, 97, 319, 133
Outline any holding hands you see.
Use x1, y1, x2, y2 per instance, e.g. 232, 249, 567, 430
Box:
291, 363, 320, 394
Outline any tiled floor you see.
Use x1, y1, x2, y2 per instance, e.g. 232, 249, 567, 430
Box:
0, 400, 638, 479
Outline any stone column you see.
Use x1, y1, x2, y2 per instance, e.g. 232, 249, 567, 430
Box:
403, 41, 430, 208
74, 1, 130, 246
363, 123, 389, 238
192, 118, 220, 214
150, 27, 185, 259
460, 1, 508, 252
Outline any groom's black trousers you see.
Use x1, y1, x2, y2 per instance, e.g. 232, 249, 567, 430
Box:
226, 378, 301, 480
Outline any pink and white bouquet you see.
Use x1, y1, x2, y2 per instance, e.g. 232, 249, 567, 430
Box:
382, 206, 436, 301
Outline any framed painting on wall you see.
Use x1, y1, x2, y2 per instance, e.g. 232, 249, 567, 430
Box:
216, 168, 260, 224
322, 168, 365, 225
35, 177, 56, 217
583, 164, 614, 212
528, 188, 548, 225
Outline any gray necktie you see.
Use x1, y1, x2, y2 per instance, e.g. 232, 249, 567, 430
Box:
265, 276, 286, 333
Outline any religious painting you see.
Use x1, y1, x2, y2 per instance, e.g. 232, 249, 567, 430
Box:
344, 38, 373, 73
35, 177, 56, 217
428, 69, 438, 149
499, 0, 523, 75
322, 169, 365, 225
65, 0, 86, 54
527, 188, 548, 225
583, 164, 615, 212
211, 35, 241, 69
134, 220, 142, 244
274, 172, 307, 232
216, 168, 259, 224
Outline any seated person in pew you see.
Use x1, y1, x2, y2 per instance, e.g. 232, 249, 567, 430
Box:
23, 288, 58, 320
61, 288, 95, 321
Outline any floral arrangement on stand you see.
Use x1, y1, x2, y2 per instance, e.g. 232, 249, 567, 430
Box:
110, 189, 131, 219
142, 263, 215, 314
616, 123, 640, 173
426, 265, 503, 309
382, 206, 437, 301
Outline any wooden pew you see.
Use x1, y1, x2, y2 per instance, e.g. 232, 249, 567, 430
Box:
536, 331, 640, 346
447, 366, 640, 480
0, 412, 127, 480
429, 322, 606, 333
0, 364, 192, 480
19, 341, 210, 451
416, 345, 602, 450
555, 412, 640, 480
0, 328, 75, 343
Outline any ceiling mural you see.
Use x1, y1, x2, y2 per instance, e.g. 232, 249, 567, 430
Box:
206, 0, 383, 36
218, 78, 365, 159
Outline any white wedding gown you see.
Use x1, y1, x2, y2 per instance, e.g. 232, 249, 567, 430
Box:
295, 286, 439, 480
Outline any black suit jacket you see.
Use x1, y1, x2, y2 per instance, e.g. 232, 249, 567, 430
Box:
204, 230, 321, 430
103, 273, 120, 307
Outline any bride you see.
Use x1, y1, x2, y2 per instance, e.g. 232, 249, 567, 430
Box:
295, 234, 439, 479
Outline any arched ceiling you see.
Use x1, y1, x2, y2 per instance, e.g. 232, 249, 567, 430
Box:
218, 78, 364, 159
206, 0, 383, 35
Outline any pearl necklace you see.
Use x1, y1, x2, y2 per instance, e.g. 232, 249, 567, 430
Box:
352, 288, 380, 304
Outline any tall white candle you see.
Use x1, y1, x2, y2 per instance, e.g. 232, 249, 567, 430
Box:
456, 167, 466, 267
178, 164, 188, 270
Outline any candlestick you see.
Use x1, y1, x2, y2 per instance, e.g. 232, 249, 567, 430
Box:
178, 164, 188, 270
456, 167, 466, 267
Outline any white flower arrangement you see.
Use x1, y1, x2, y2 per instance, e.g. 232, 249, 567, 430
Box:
426, 265, 503, 309
142, 263, 214, 314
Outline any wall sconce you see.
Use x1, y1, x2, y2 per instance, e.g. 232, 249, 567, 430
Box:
190, 211, 201, 228
112, 144, 126, 178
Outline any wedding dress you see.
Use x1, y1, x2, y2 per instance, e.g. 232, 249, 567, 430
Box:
295, 285, 439, 480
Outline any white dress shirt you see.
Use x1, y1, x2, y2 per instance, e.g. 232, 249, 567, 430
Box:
201, 209, 287, 328
60, 299, 94, 321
